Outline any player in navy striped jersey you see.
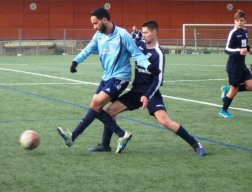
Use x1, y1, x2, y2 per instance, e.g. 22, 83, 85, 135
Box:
89, 20, 206, 156
57, 8, 155, 148
219, 10, 252, 119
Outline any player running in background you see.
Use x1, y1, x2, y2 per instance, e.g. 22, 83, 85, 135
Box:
56, 8, 156, 147
219, 10, 252, 119
131, 25, 143, 42
89, 20, 206, 156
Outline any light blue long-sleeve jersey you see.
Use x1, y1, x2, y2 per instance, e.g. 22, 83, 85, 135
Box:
73, 25, 150, 81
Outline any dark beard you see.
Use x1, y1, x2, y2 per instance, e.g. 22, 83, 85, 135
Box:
100, 23, 107, 33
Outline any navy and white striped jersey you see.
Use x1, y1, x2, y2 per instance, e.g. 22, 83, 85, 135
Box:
131, 40, 165, 99
225, 27, 250, 66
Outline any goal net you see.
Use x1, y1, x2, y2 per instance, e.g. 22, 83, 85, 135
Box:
182, 24, 252, 53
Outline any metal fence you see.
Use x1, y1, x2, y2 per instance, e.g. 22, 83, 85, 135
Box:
0, 39, 231, 56
0, 28, 251, 56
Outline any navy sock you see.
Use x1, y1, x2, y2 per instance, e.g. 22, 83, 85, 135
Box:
238, 83, 247, 92
176, 125, 198, 147
96, 110, 125, 137
72, 109, 98, 141
223, 96, 233, 111
101, 126, 113, 147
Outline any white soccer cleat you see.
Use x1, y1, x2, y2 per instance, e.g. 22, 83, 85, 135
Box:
116, 131, 132, 154
57, 127, 73, 146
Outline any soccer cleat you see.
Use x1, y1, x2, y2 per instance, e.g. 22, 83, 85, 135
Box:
193, 142, 206, 157
56, 127, 73, 146
88, 143, 112, 152
116, 131, 132, 154
221, 85, 229, 102
218, 109, 233, 119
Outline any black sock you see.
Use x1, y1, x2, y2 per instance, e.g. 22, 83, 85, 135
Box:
223, 96, 233, 111
176, 125, 198, 147
72, 109, 98, 141
96, 110, 125, 137
101, 126, 113, 147
238, 83, 247, 92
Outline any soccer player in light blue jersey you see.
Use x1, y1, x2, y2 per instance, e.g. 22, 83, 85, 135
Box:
57, 7, 156, 148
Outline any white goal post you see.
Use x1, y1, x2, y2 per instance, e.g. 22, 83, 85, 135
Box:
182, 24, 252, 48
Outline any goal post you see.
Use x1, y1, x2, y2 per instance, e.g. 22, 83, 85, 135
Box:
182, 24, 252, 52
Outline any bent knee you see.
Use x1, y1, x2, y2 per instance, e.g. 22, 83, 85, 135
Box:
89, 99, 104, 112
245, 80, 252, 90
106, 107, 117, 118
106, 101, 126, 118
89, 100, 98, 109
157, 117, 172, 127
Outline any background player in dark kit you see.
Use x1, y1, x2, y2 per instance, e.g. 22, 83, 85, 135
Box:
219, 10, 252, 119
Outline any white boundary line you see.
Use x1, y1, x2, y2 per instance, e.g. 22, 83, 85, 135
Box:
0, 79, 228, 85
0, 64, 29, 66
163, 95, 252, 113
164, 78, 227, 83
0, 67, 99, 86
1, 67, 251, 113
0, 82, 85, 86
169, 64, 224, 67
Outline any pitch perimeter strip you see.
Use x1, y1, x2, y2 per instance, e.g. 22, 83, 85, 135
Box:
1, 67, 251, 113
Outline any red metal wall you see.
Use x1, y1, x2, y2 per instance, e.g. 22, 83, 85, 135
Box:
0, 0, 251, 40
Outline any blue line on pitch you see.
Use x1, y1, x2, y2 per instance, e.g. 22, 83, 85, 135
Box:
0, 85, 86, 109
1, 85, 252, 153
0, 117, 79, 123
116, 116, 252, 152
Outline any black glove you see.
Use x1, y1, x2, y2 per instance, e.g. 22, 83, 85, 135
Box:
70, 61, 78, 73
247, 45, 251, 52
147, 64, 160, 75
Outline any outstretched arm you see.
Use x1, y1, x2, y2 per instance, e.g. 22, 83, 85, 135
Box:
71, 34, 98, 73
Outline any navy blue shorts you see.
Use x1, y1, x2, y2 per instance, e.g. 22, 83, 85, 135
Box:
95, 78, 129, 100
118, 90, 166, 116
227, 65, 252, 87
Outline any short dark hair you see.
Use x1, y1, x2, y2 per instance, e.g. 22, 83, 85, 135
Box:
142, 20, 159, 31
234, 9, 246, 19
90, 7, 110, 20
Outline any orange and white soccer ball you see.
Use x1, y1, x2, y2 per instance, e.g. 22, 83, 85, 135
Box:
20, 130, 40, 150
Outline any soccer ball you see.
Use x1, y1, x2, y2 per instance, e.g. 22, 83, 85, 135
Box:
20, 130, 40, 150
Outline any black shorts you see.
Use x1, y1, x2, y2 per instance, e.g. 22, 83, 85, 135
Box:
227, 65, 252, 87
95, 78, 129, 101
118, 90, 166, 116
